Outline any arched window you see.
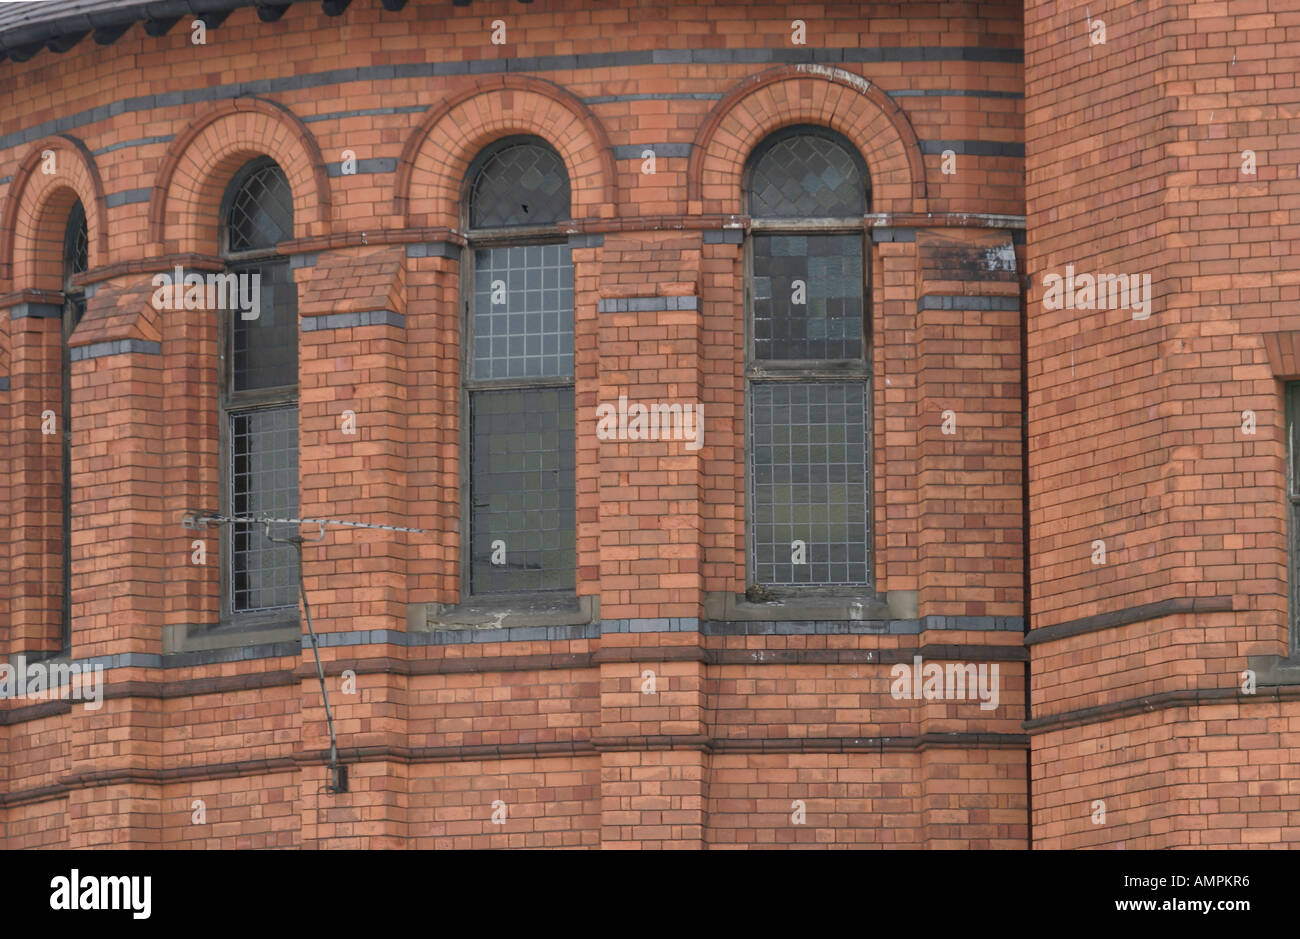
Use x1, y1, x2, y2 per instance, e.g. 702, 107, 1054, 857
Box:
463, 137, 575, 595
745, 126, 871, 589
220, 157, 299, 619
60, 199, 87, 649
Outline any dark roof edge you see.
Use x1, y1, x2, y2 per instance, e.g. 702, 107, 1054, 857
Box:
0, 1, 288, 61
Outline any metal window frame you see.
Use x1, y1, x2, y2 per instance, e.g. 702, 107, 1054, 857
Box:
742, 129, 875, 595
459, 139, 576, 600
217, 158, 299, 628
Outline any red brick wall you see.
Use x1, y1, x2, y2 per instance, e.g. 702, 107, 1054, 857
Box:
0, 0, 1027, 848
1025, 0, 1300, 847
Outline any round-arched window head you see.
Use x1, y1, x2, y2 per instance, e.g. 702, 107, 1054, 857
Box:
223, 158, 294, 254
63, 199, 87, 290
467, 137, 571, 229
746, 126, 868, 219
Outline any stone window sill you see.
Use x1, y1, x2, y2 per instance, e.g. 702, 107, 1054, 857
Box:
414, 593, 599, 631
1247, 652, 1300, 686
704, 589, 915, 622
162, 618, 300, 654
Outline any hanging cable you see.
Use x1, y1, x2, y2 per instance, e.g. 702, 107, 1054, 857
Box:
182, 509, 434, 793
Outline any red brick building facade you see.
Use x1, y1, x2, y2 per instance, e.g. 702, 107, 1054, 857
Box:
0, 0, 1290, 849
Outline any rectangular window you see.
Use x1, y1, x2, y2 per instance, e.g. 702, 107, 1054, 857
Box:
223, 258, 299, 620
472, 244, 574, 380
747, 231, 871, 590
232, 262, 298, 392
61, 295, 84, 650
469, 387, 575, 593
1288, 383, 1300, 647
466, 243, 575, 595
752, 233, 863, 361
750, 382, 869, 585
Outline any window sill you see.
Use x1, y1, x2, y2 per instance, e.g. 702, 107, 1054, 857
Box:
1247, 652, 1300, 687
162, 618, 300, 654
704, 589, 914, 623
413, 593, 599, 631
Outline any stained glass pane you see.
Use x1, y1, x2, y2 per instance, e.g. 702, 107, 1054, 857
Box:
749, 130, 866, 219
750, 382, 869, 586
226, 161, 294, 252
232, 261, 297, 392
230, 406, 299, 613
470, 142, 570, 228
470, 387, 576, 594
63, 200, 87, 284
753, 233, 863, 360
472, 244, 574, 380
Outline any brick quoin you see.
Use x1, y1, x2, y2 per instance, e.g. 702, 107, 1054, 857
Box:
0, 0, 1291, 853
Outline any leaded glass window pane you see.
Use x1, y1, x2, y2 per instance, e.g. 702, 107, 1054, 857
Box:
750, 382, 869, 585
469, 387, 576, 594
64, 200, 87, 284
230, 406, 299, 612
749, 130, 866, 219
470, 141, 570, 229
472, 244, 574, 380
753, 233, 863, 360
226, 161, 293, 252
232, 261, 298, 392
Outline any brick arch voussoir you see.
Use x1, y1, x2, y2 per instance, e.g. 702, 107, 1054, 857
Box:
395, 75, 617, 228
0, 134, 108, 291
148, 97, 332, 254
689, 66, 927, 216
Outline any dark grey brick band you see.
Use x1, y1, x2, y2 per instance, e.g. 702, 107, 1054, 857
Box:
70, 339, 162, 360
611, 143, 693, 159
326, 157, 398, 177
921, 140, 1025, 157
302, 105, 427, 123
105, 188, 152, 208
703, 229, 744, 244
704, 616, 1023, 636
602, 618, 701, 633
583, 93, 724, 104
28, 610, 1023, 671
1024, 596, 1233, 647
9, 302, 62, 319
289, 252, 318, 269
917, 295, 1020, 311
890, 89, 1024, 99
315, 624, 602, 646
568, 233, 604, 249
406, 241, 460, 259
598, 296, 698, 313
66, 641, 301, 673
301, 310, 404, 331
91, 134, 174, 156
871, 228, 917, 242
0, 47, 1022, 153
301, 614, 1024, 647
